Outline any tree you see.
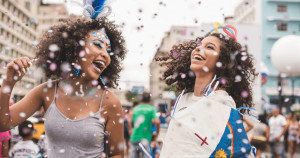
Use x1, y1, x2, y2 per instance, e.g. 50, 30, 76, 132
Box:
125, 90, 138, 102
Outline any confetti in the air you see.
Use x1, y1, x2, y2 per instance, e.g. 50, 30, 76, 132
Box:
202, 66, 209, 72
241, 91, 249, 98
49, 44, 59, 52
19, 112, 26, 118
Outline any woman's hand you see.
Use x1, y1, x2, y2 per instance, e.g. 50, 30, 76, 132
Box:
5, 57, 32, 85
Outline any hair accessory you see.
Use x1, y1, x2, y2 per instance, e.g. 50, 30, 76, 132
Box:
72, 68, 81, 77
209, 22, 238, 41
222, 25, 237, 40
213, 22, 222, 33
83, 0, 112, 19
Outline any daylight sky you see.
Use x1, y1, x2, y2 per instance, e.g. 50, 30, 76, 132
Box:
44, 0, 242, 90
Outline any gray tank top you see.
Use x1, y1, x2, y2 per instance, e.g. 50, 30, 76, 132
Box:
44, 82, 106, 158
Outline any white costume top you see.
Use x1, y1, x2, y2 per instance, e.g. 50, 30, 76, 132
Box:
160, 90, 253, 158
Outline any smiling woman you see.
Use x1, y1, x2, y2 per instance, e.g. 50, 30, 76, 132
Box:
156, 33, 257, 110
155, 30, 258, 157
0, 15, 127, 158
36, 16, 126, 88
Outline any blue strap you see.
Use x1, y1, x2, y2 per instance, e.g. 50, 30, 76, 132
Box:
149, 143, 154, 158
236, 107, 258, 119
171, 90, 185, 117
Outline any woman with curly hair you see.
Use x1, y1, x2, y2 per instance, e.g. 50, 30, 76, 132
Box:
156, 26, 257, 157
0, 13, 126, 158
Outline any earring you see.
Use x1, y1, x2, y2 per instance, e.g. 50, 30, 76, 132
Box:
72, 68, 81, 77
99, 76, 107, 89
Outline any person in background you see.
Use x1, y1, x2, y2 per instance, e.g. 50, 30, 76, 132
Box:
0, 131, 10, 158
38, 132, 48, 158
249, 115, 270, 158
9, 120, 41, 158
287, 112, 299, 158
269, 107, 288, 158
123, 106, 131, 158
129, 93, 160, 158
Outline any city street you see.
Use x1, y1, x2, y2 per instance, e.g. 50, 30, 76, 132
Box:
1, 0, 300, 158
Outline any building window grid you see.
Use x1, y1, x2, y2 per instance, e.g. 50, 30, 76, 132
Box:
277, 23, 288, 31
4, 13, 36, 46
277, 5, 287, 12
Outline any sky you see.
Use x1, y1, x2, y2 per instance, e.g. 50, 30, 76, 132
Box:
44, 0, 242, 90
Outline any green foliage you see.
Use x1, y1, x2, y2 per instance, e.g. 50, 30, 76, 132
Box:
125, 90, 138, 102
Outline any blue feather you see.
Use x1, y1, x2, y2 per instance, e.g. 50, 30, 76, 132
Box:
83, 0, 107, 19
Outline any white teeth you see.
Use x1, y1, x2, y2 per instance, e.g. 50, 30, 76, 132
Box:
92, 64, 101, 73
94, 61, 105, 67
194, 55, 204, 60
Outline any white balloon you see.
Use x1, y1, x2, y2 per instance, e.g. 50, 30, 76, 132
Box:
270, 35, 300, 76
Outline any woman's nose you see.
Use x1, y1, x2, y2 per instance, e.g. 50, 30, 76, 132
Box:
195, 46, 202, 51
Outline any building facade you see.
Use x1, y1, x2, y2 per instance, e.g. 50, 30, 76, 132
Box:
0, 0, 40, 101
0, 0, 68, 101
262, 0, 300, 109
225, 0, 261, 25
37, 2, 69, 36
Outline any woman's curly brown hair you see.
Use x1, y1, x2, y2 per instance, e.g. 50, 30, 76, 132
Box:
155, 33, 257, 110
35, 15, 126, 88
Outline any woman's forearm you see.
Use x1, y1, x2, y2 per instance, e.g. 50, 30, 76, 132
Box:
0, 80, 15, 131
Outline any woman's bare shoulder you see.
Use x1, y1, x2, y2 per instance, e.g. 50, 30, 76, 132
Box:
101, 89, 122, 113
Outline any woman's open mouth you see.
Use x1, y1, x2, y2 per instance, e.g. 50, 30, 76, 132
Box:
193, 54, 206, 61
92, 60, 106, 73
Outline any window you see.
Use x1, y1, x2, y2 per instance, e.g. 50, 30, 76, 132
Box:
277, 5, 287, 12
25, 2, 30, 11
277, 23, 288, 31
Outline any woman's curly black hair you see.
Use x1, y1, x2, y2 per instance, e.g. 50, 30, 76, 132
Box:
155, 33, 258, 110
35, 15, 126, 88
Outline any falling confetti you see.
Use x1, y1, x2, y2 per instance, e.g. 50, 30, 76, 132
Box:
60, 62, 71, 72
220, 78, 226, 85
49, 44, 59, 52
216, 62, 222, 67
180, 73, 186, 79
235, 75, 241, 82
19, 112, 26, 118
2, 86, 11, 93
241, 91, 249, 98
202, 66, 209, 72
59, 149, 65, 153
49, 63, 57, 71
